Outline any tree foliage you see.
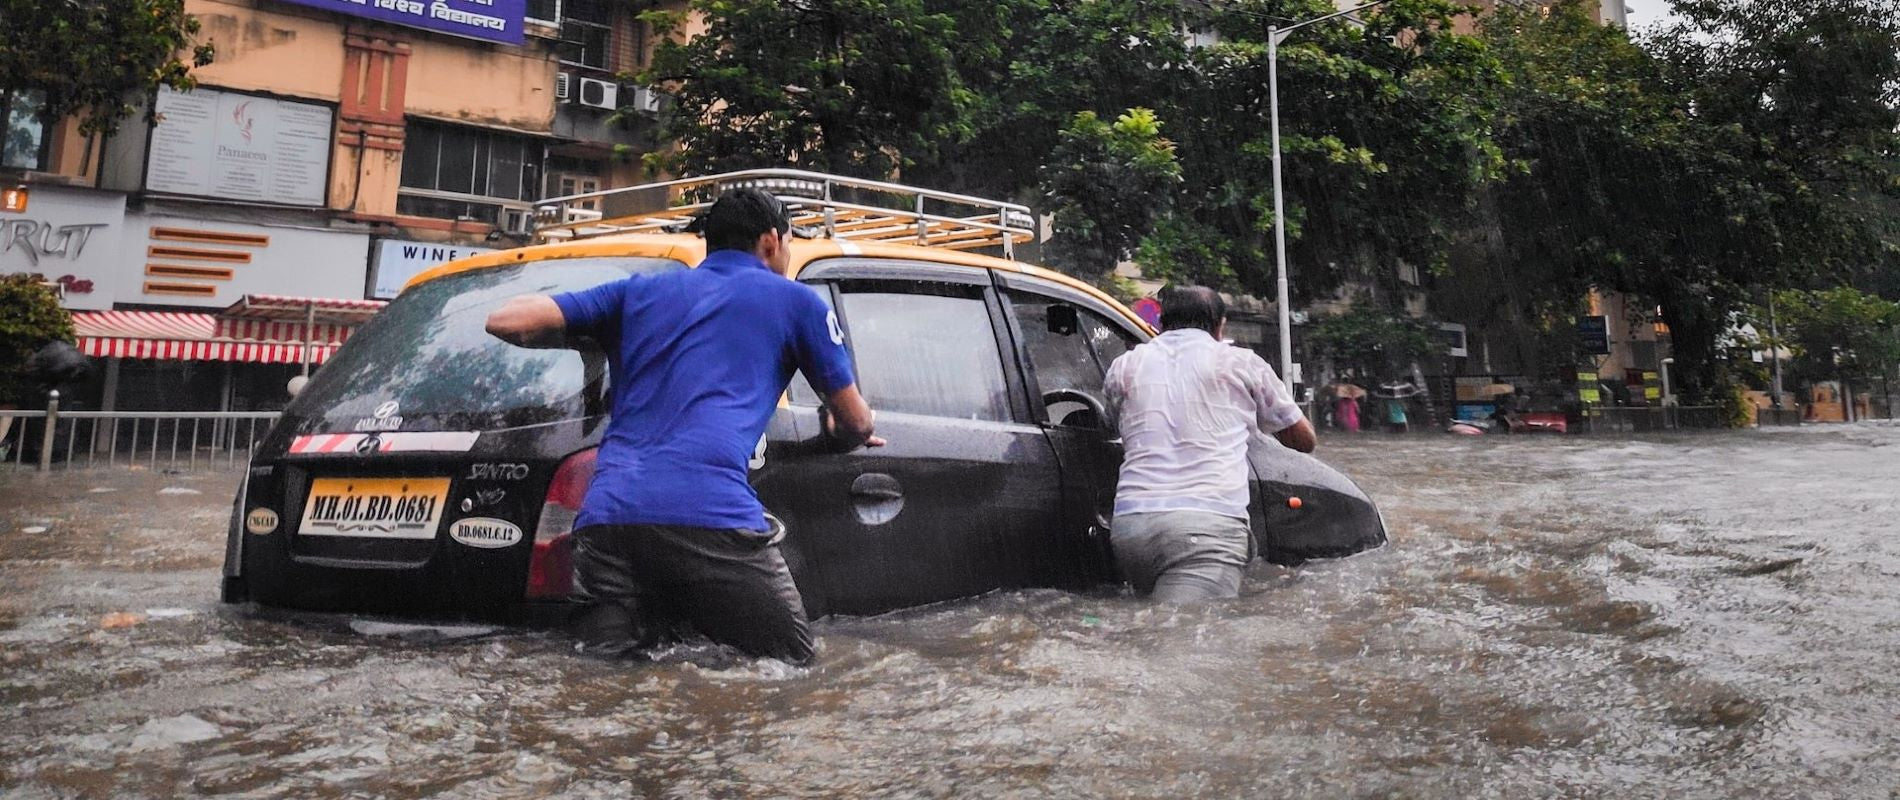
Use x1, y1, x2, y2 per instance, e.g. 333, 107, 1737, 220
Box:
1754, 287, 1900, 388
1039, 108, 1181, 279
648, 0, 1503, 302
646, 0, 1900, 404
0, 275, 76, 406
1304, 301, 1438, 384
640, 0, 966, 177
1139, 0, 1504, 300
0, 0, 214, 136
1467, 0, 1900, 402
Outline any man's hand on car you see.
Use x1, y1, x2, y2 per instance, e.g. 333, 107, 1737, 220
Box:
820, 386, 885, 450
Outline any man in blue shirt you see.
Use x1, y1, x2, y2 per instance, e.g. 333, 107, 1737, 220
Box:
485, 188, 880, 664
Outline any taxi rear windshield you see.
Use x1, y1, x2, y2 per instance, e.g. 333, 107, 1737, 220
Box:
291, 257, 683, 430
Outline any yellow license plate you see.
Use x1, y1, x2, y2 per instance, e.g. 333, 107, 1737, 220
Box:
298, 477, 451, 539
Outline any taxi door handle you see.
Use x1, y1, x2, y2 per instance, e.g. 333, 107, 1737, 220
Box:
849, 473, 904, 525
850, 482, 903, 501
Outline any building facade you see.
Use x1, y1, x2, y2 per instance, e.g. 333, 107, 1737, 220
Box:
2, 0, 685, 412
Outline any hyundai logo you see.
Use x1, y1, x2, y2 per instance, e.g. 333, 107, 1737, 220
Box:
373, 400, 401, 419
355, 435, 382, 455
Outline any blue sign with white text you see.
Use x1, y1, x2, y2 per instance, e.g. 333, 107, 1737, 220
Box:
274, 0, 526, 45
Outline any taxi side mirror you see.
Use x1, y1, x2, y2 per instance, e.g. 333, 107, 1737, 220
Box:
1046, 304, 1078, 336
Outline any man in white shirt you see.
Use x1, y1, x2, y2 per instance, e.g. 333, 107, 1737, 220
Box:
1103, 285, 1317, 603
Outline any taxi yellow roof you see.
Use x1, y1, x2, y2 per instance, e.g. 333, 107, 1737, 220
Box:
403, 233, 1155, 333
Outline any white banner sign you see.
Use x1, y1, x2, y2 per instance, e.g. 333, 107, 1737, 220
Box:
147, 87, 333, 206
118, 213, 369, 308
0, 186, 126, 310
370, 239, 495, 299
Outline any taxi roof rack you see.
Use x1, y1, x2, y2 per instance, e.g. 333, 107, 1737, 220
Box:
532, 168, 1038, 260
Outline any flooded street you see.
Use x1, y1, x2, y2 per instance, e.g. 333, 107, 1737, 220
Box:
3, 424, 1897, 798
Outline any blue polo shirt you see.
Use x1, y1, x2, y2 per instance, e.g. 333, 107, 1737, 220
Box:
551, 250, 856, 531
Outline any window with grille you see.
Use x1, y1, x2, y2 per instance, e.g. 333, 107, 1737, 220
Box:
529, 0, 614, 70
397, 119, 545, 222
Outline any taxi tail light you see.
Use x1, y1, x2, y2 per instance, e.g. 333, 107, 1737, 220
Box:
528, 448, 596, 598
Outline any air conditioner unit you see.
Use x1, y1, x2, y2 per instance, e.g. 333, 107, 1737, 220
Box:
577, 77, 617, 109
554, 72, 572, 102
630, 86, 662, 114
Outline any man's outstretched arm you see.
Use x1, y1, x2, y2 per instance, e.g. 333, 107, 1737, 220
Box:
485, 296, 568, 348
1273, 418, 1318, 453
823, 384, 885, 449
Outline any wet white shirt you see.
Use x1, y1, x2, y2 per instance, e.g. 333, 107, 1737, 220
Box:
1104, 328, 1306, 520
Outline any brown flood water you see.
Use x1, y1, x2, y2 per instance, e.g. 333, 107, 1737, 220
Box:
2, 423, 1897, 798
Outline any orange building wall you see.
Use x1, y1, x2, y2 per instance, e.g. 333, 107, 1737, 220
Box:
189, 0, 347, 101
403, 38, 556, 132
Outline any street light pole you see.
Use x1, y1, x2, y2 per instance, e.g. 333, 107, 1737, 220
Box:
1268, 0, 1392, 389
1269, 26, 1292, 387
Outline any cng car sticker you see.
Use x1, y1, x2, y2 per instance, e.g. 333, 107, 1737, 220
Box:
290, 432, 480, 454
298, 477, 451, 539
245, 507, 280, 534
448, 517, 523, 549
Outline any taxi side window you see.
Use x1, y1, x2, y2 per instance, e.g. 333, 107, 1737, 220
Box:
1081, 312, 1138, 369
835, 284, 1011, 422
1007, 290, 1106, 400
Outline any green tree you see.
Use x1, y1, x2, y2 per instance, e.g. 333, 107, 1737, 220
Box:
1642, 0, 1900, 399
648, 0, 1506, 307
1039, 108, 1182, 280
1460, 0, 1900, 404
915, 0, 1198, 200
1756, 287, 1900, 391
0, 0, 214, 137
0, 275, 76, 406
1137, 0, 1506, 302
639, 0, 967, 177
1304, 301, 1438, 384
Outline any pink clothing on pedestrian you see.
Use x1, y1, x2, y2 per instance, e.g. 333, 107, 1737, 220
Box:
1334, 396, 1361, 432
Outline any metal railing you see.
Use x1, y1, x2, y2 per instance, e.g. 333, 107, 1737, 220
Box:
1, 391, 279, 472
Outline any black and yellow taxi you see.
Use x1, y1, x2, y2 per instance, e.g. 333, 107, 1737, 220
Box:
220, 171, 1386, 622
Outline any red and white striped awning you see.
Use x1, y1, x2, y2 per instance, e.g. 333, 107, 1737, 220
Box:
223, 294, 386, 325
73, 307, 375, 364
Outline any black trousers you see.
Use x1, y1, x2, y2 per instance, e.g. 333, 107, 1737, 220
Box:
570, 522, 814, 664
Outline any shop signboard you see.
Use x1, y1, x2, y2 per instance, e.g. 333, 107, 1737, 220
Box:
146, 87, 334, 207
118, 212, 368, 308
369, 239, 495, 299
1578, 315, 1610, 355
272, 0, 527, 45
0, 185, 126, 310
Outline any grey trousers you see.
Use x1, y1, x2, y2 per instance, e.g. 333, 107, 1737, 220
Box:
1110, 510, 1254, 603
571, 520, 814, 664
